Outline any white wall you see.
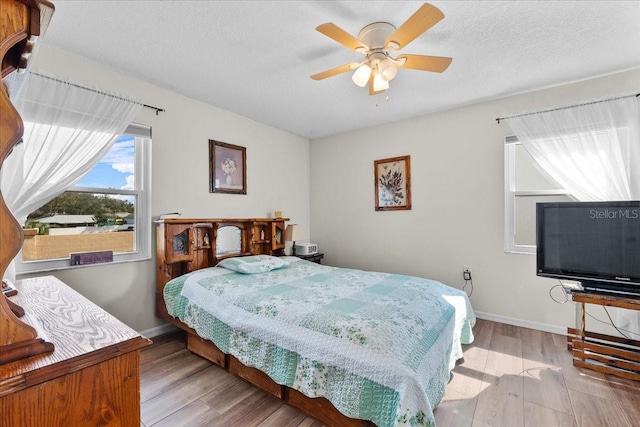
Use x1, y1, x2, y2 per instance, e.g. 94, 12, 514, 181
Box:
310, 69, 640, 334
20, 44, 639, 336
22, 45, 311, 333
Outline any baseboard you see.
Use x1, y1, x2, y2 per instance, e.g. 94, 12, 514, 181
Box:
474, 311, 566, 335
140, 323, 179, 338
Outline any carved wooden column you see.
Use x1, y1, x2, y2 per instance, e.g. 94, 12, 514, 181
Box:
0, 0, 55, 364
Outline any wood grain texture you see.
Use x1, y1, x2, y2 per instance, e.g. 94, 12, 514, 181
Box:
473, 368, 524, 427
259, 404, 312, 427
1, 276, 150, 395
142, 364, 231, 426
141, 322, 640, 427
568, 388, 634, 427
485, 333, 523, 375
0, 0, 56, 364
523, 366, 572, 415
1, 276, 150, 426
0, 4, 149, 424
155, 218, 289, 324
177, 327, 373, 426
228, 355, 282, 398
1, 352, 141, 427
188, 333, 225, 366
0, 0, 38, 360
571, 291, 640, 311
568, 290, 640, 381
519, 327, 573, 416
523, 402, 576, 427
286, 388, 373, 427
140, 333, 370, 427
433, 388, 476, 427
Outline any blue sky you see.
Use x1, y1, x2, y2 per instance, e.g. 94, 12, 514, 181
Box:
76, 135, 135, 190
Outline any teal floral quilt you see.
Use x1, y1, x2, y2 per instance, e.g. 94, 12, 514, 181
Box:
164, 257, 475, 427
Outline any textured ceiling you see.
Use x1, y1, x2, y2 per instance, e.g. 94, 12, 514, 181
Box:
41, 1, 640, 139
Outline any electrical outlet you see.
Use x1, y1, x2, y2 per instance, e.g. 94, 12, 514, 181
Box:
463, 264, 472, 281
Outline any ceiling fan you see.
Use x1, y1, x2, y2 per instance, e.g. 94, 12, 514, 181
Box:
310, 3, 452, 96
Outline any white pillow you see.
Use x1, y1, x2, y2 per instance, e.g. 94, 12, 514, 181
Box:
216, 255, 288, 274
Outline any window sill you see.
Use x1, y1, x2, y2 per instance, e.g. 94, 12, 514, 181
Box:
504, 246, 536, 255
16, 253, 152, 276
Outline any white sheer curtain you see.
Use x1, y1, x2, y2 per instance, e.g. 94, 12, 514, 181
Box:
506, 96, 640, 200
505, 95, 640, 335
0, 72, 142, 280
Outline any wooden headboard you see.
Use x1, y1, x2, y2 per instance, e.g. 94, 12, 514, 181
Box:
155, 217, 288, 323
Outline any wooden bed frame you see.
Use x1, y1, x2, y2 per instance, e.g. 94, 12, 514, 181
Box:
155, 217, 376, 427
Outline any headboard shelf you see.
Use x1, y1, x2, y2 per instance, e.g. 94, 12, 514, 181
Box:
155, 217, 289, 322
156, 217, 283, 224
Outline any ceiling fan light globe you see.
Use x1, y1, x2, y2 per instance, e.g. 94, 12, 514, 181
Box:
378, 59, 397, 81
352, 64, 372, 87
373, 73, 389, 92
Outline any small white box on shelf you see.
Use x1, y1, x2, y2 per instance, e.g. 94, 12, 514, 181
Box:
295, 243, 318, 255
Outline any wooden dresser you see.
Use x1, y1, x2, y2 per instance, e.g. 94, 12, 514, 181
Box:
1, 3, 151, 424
0, 276, 151, 426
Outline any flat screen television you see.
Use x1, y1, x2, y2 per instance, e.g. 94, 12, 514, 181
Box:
536, 201, 640, 296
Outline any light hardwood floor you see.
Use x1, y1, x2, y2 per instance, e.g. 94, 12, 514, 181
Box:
140, 319, 640, 427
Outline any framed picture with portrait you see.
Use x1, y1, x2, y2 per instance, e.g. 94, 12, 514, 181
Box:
374, 155, 411, 211
209, 140, 246, 194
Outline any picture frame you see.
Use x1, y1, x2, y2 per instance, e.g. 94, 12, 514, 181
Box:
209, 140, 246, 194
374, 155, 411, 211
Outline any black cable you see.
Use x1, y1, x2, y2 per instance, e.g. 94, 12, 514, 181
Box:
463, 278, 473, 297
583, 310, 639, 338
601, 306, 634, 340
549, 281, 639, 339
549, 284, 569, 304
579, 307, 639, 338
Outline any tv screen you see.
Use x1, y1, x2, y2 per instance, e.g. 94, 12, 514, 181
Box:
536, 201, 640, 295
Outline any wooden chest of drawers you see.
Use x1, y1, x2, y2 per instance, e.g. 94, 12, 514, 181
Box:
0, 276, 151, 426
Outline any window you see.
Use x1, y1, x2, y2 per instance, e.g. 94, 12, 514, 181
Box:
17, 124, 151, 273
504, 136, 574, 254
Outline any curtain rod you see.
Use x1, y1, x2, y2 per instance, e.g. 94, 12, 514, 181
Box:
30, 72, 165, 115
495, 92, 640, 124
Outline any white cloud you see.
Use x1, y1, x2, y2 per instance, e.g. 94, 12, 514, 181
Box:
121, 175, 135, 190
100, 137, 134, 165
112, 163, 134, 174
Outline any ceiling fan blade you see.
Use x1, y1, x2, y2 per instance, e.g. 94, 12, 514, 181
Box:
310, 63, 355, 80
316, 23, 368, 51
386, 3, 444, 50
396, 54, 452, 73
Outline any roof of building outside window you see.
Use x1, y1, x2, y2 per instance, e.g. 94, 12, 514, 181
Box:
35, 215, 96, 225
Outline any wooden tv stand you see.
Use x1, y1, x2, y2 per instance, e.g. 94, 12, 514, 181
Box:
567, 290, 640, 381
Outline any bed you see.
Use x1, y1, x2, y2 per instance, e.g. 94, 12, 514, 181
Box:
155, 218, 475, 427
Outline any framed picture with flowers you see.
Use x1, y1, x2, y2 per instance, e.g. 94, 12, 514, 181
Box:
209, 140, 246, 194
374, 155, 411, 211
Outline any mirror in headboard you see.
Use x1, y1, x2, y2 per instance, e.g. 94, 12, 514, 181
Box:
156, 217, 290, 321
173, 229, 189, 256
158, 219, 289, 270
216, 225, 242, 257
164, 223, 192, 264
272, 221, 286, 251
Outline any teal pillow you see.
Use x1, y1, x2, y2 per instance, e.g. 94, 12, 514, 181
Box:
217, 255, 288, 274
